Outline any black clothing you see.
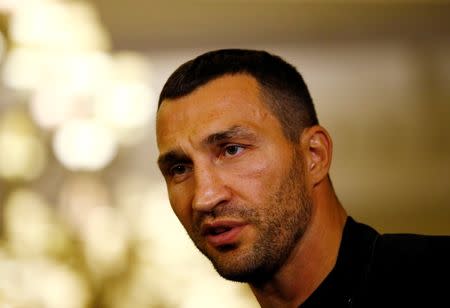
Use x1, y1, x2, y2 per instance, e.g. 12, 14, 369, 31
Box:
301, 217, 450, 307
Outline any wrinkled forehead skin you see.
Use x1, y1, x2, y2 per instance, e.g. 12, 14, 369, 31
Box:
156, 74, 287, 157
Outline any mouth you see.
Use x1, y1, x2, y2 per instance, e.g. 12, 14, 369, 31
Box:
201, 221, 247, 248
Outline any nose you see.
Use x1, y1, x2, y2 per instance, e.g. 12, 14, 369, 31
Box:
192, 163, 230, 213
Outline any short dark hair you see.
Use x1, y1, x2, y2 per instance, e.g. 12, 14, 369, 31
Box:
158, 49, 319, 142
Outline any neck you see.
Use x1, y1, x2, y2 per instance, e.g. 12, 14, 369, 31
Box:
249, 180, 347, 308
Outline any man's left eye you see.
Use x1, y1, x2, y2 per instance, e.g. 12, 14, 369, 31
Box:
223, 145, 244, 157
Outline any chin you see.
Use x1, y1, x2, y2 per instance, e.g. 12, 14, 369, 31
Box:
214, 261, 278, 284
208, 248, 278, 284
213, 261, 258, 283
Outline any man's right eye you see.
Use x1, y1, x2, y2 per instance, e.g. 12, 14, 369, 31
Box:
170, 164, 189, 176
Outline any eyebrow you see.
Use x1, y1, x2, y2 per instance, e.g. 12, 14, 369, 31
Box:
157, 125, 257, 172
204, 125, 257, 145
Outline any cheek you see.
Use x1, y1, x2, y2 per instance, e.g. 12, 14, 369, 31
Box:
168, 186, 193, 229
228, 153, 287, 201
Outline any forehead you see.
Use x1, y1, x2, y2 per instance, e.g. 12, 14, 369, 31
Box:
156, 74, 280, 151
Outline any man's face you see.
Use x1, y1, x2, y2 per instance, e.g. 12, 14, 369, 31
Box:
156, 74, 312, 282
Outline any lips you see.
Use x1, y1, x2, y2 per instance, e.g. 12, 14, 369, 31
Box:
201, 221, 247, 248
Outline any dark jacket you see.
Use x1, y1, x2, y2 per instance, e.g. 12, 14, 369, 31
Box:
301, 217, 450, 307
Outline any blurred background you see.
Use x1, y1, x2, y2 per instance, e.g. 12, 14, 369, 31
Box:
0, 0, 449, 307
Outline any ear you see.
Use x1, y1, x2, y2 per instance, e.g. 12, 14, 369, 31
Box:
300, 125, 333, 187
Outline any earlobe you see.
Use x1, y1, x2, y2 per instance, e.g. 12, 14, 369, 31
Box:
302, 125, 333, 186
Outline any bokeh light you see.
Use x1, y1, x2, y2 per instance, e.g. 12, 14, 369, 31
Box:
2, 47, 60, 91
29, 83, 87, 130
28, 51, 114, 130
81, 204, 131, 282
53, 119, 117, 171
9, 0, 110, 51
93, 80, 154, 145
0, 0, 52, 14
0, 108, 47, 181
58, 174, 131, 284
0, 258, 89, 308
3, 188, 70, 258
58, 174, 111, 235
0, 30, 5, 63
92, 51, 155, 145
0, 132, 47, 181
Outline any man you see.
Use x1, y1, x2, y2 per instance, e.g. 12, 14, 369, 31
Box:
156, 49, 450, 307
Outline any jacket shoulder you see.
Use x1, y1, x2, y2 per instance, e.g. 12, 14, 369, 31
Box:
364, 233, 450, 305
375, 233, 450, 266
